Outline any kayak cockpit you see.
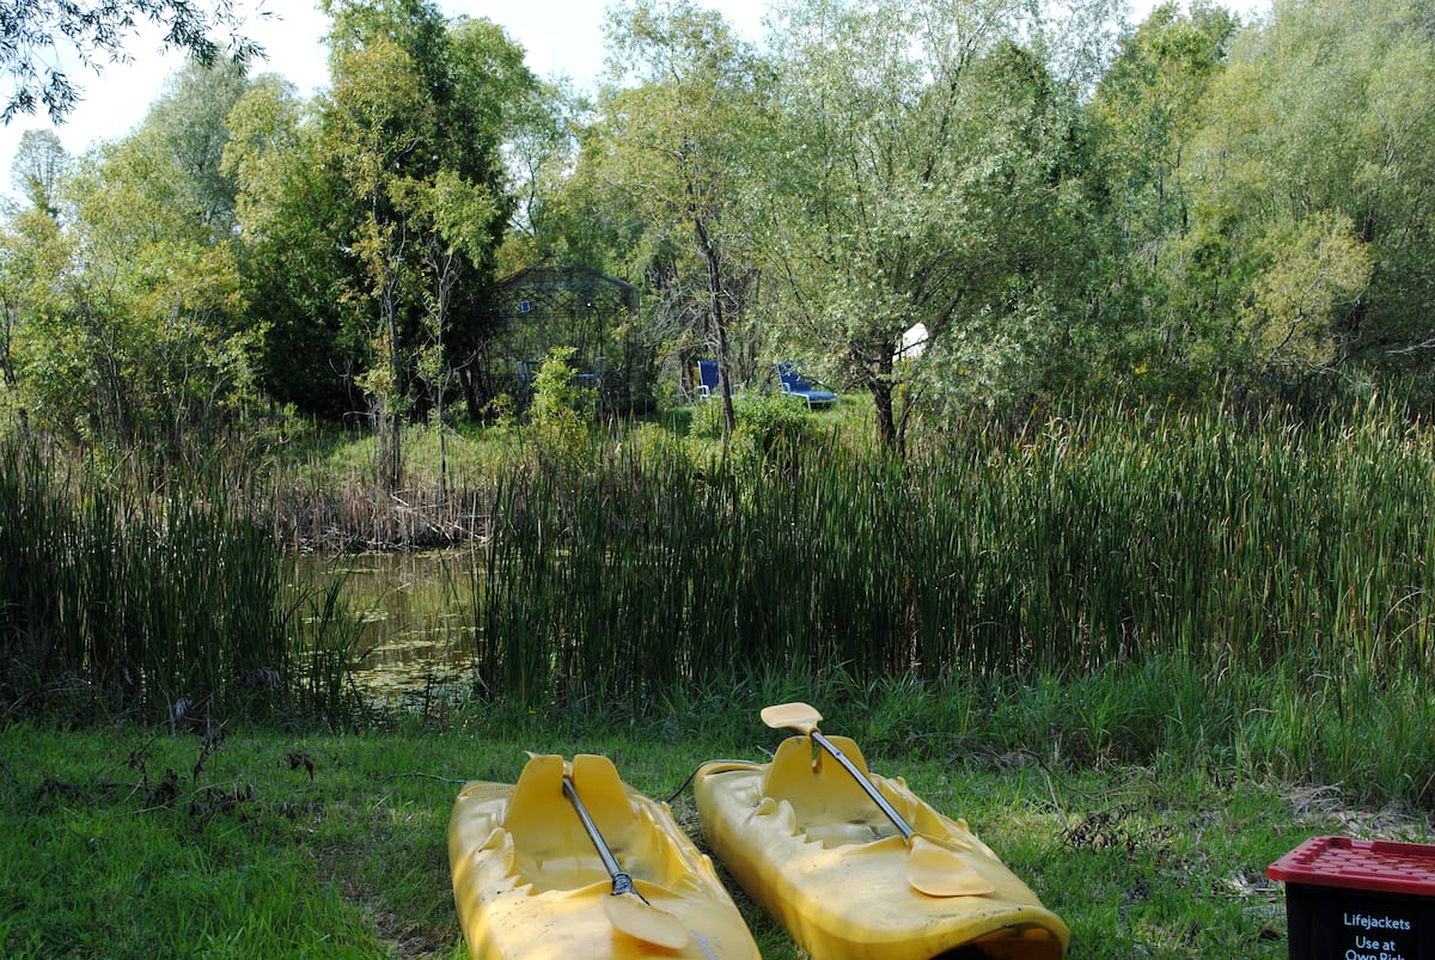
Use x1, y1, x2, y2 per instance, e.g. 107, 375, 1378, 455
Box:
450, 754, 763, 959
501, 754, 689, 895
801, 816, 897, 848
759, 735, 983, 854
695, 735, 1071, 959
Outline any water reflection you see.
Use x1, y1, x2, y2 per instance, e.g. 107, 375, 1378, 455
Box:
296, 549, 477, 702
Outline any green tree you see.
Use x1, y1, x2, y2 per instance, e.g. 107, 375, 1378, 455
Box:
396, 168, 496, 499
17, 136, 255, 454
9, 128, 68, 216
766, 0, 1092, 448
224, 76, 358, 417
322, 34, 430, 487
529, 344, 593, 463
1245, 210, 1372, 371
5, 60, 270, 453
1093, 2, 1236, 250
318, 0, 534, 483
141, 58, 254, 240
1176, 0, 1435, 382
502, 78, 589, 268
436, 14, 537, 419
2, 60, 263, 452
1086, 2, 1237, 386
592, 0, 771, 435
0, 206, 67, 434
0, 0, 259, 122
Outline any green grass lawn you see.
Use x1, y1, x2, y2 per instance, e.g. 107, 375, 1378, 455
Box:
267, 418, 526, 491
4, 722, 1425, 959
266, 391, 876, 490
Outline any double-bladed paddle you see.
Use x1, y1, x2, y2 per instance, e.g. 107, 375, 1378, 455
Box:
561, 775, 690, 949
760, 702, 995, 899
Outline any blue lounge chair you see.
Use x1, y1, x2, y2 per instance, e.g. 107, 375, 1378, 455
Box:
697, 359, 721, 401
776, 361, 837, 409
696, 359, 745, 401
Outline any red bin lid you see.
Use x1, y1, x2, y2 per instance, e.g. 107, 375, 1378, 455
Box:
1268, 836, 1435, 897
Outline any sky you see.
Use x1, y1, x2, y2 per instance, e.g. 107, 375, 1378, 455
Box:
0, 0, 1266, 201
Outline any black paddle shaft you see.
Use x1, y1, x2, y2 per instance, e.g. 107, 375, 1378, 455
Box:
561, 776, 640, 898
810, 730, 915, 841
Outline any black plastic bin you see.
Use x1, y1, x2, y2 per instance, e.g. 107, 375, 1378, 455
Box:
1268, 836, 1435, 960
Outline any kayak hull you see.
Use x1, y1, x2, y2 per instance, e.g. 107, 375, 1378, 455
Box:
450, 754, 762, 960
695, 736, 1070, 960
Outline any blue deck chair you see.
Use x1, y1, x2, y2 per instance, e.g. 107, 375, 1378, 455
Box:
697, 359, 721, 401
775, 361, 837, 408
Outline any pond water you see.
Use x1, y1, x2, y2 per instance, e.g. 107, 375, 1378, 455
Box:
295, 549, 478, 704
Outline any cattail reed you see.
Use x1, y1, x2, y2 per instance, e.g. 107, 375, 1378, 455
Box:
469, 406, 1435, 706
0, 443, 358, 722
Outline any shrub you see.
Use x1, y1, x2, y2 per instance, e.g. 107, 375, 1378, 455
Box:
738, 393, 810, 452
530, 347, 593, 464
692, 392, 811, 452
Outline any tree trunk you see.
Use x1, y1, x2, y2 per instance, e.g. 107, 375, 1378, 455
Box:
0, 316, 28, 440
100, 329, 132, 448
438, 409, 447, 503
461, 365, 482, 420
382, 290, 403, 491
872, 376, 896, 449
870, 346, 898, 453
435, 344, 447, 509
430, 248, 458, 506
694, 215, 736, 435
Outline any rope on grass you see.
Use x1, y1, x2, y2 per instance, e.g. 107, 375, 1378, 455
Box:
664, 759, 762, 805
385, 771, 468, 785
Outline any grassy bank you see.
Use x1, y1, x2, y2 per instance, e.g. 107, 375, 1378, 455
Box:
628, 664, 1435, 808
6, 719, 1427, 959
459, 407, 1435, 803
9, 401, 1435, 805
257, 395, 872, 551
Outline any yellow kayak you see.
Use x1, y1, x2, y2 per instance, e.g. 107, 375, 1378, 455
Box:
695, 736, 1070, 960
449, 753, 762, 960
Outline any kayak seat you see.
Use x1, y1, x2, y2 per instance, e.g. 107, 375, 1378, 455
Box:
570, 754, 635, 837
503, 755, 601, 891
501, 753, 683, 896
761, 735, 903, 848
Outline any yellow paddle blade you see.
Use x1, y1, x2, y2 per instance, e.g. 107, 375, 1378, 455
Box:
906, 836, 996, 898
760, 702, 823, 734
603, 891, 689, 949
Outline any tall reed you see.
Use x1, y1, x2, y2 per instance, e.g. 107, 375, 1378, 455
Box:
0, 443, 358, 723
469, 405, 1435, 705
